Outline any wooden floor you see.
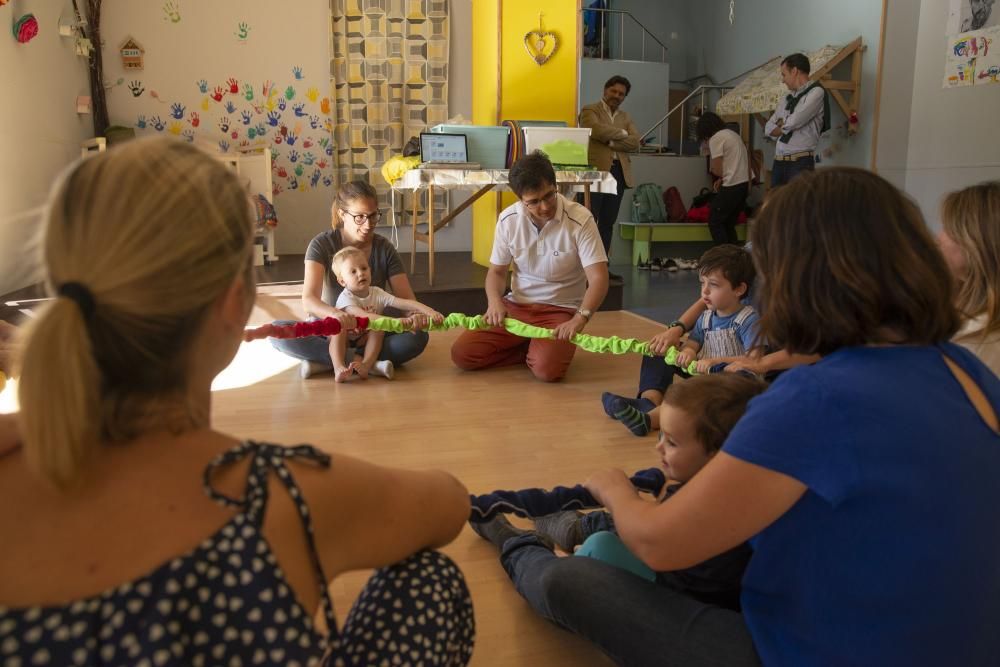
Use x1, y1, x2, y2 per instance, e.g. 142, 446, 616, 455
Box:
209, 303, 665, 666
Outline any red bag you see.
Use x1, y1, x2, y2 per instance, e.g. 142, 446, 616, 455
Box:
685, 204, 710, 222
662, 186, 687, 222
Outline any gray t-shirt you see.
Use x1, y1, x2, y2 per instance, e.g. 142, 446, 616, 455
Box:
305, 229, 405, 306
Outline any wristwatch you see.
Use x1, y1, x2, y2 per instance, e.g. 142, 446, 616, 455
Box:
576, 308, 593, 321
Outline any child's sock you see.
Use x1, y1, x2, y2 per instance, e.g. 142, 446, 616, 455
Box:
601, 393, 655, 436
613, 403, 652, 436
533, 510, 583, 552
370, 359, 395, 380
470, 515, 534, 550
300, 360, 333, 379
601, 392, 655, 418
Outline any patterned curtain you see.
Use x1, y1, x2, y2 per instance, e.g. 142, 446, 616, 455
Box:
329, 0, 450, 212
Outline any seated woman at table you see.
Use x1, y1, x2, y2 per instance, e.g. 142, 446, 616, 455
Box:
271, 181, 431, 377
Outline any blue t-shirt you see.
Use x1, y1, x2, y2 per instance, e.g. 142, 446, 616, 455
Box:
724, 343, 1000, 666
688, 306, 759, 351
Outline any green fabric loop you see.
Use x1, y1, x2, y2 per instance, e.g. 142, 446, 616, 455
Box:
369, 313, 699, 374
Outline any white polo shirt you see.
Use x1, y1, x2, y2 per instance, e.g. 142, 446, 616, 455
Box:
490, 194, 608, 309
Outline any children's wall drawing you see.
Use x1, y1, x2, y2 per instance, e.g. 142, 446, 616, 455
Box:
120, 37, 145, 70
162, 1, 181, 24
126, 73, 334, 198
944, 25, 1000, 87
108, 4, 336, 200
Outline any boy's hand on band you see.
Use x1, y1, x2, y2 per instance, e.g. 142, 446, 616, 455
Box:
677, 349, 695, 368
649, 327, 682, 355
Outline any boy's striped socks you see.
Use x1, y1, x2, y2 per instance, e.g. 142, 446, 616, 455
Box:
601, 392, 655, 437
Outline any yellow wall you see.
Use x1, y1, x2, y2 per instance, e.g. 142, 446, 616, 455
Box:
471, 0, 580, 266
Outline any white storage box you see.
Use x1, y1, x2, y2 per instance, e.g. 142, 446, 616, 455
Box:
522, 126, 592, 167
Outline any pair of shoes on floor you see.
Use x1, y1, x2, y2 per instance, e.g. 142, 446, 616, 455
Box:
300, 359, 394, 380
637, 257, 679, 272
674, 258, 699, 271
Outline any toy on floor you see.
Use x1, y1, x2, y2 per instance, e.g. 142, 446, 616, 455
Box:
242, 315, 369, 341
469, 467, 667, 523
242, 313, 699, 374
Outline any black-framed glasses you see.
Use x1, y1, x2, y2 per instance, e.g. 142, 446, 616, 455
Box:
342, 209, 382, 226
522, 190, 558, 210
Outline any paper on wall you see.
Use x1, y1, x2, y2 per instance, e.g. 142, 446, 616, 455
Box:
943, 25, 1000, 87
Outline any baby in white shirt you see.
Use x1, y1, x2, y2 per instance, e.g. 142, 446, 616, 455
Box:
331, 246, 443, 382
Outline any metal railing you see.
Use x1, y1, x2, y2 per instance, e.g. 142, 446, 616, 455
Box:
581, 8, 667, 63
639, 84, 734, 156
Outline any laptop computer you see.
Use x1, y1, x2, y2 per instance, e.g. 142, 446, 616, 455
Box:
419, 133, 480, 170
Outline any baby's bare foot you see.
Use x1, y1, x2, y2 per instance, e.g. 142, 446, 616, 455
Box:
334, 366, 354, 383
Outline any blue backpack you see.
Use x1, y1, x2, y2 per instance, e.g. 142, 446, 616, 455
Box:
631, 183, 667, 223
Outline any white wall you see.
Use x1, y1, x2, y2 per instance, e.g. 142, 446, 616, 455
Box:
901, 0, 1000, 224
872, 0, 921, 191
0, 0, 93, 293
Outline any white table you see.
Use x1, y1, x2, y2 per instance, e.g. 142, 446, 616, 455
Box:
391, 169, 618, 285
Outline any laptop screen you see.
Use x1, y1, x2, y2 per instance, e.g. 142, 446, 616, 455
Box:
420, 133, 468, 163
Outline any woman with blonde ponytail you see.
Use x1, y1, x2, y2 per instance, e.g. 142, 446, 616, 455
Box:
0, 137, 474, 665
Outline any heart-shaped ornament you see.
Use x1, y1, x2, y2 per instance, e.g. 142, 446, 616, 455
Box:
524, 30, 559, 65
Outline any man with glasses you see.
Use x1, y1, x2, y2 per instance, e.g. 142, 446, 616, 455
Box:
451, 152, 609, 382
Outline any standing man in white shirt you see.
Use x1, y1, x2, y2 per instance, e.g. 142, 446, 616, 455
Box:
450, 152, 609, 382
579, 75, 640, 281
697, 112, 750, 245
764, 53, 829, 187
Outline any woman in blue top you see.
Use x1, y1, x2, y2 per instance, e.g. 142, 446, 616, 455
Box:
499, 168, 1000, 666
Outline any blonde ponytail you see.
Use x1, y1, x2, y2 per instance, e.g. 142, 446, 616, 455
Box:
18, 137, 254, 486
18, 299, 101, 486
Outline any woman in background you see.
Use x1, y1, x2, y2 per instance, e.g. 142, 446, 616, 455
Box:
938, 180, 1000, 375
271, 181, 430, 378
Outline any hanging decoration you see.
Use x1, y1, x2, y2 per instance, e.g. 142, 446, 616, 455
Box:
12, 13, 39, 43
524, 13, 558, 66
729, 0, 735, 25
119, 36, 144, 70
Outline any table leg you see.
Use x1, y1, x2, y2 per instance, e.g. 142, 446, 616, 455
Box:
583, 184, 591, 210
411, 189, 418, 275
428, 184, 435, 286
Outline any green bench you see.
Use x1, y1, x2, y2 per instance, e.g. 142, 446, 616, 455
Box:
618, 222, 748, 265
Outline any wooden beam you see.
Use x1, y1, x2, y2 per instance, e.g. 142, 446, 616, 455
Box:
810, 37, 863, 83
818, 79, 858, 91
871, 0, 889, 170
829, 89, 851, 118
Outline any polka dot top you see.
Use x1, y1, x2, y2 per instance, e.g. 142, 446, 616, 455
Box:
0, 441, 337, 667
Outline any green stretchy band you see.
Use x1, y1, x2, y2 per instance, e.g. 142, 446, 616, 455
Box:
366, 313, 699, 375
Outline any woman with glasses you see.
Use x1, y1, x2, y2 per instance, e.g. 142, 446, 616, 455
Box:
271, 181, 431, 377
